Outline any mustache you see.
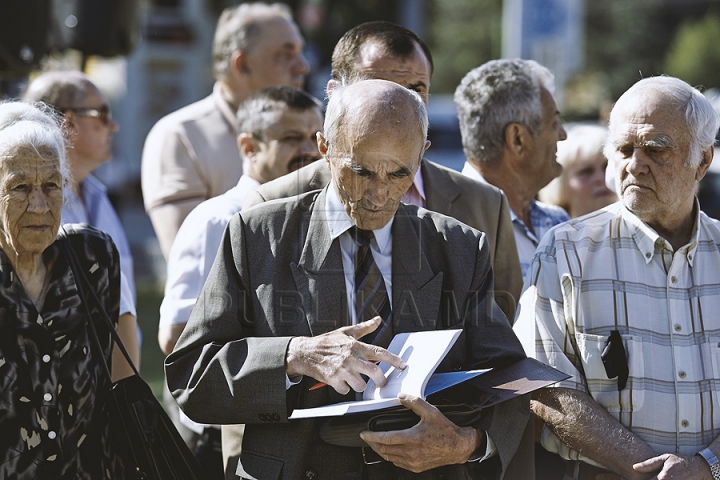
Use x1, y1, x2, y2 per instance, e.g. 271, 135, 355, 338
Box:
288, 155, 320, 172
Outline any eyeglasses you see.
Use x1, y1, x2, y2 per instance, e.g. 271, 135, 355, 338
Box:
63, 104, 113, 126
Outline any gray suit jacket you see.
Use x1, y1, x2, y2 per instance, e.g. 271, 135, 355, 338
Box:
244, 159, 522, 322
166, 188, 528, 480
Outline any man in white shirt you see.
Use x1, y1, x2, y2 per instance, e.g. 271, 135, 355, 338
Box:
141, 2, 309, 259
159, 86, 323, 355
514, 76, 720, 479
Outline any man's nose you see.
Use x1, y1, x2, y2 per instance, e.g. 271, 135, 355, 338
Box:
27, 188, 50, 213
294, 52, 309, 75
626, 149, 651, 176
108, 117, 119, 133
557, 122, 567, 141
365, 179, 389, 207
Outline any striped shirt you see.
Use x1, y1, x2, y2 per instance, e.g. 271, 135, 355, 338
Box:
514, 201, 720, 458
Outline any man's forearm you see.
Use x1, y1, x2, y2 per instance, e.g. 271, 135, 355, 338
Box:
533, 387, 656, 479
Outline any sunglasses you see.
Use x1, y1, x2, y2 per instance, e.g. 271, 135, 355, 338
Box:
63, 104, 113, 125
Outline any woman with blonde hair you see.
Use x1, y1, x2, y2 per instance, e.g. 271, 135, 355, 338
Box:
539, 124, 617, 218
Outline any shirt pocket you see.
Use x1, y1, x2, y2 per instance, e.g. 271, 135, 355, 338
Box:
707, 337, 720, 409
575, 332, 645, 413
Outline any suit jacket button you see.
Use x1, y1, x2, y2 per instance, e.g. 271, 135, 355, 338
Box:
272, 413, 280, 422
258, 413, 267, 422
305, 470, 317, 480
453, 364, 463, 371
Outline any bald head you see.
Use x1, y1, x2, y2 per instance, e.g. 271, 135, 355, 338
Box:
323, 79, 428, 156
23, 71, 97, 110
318, 80, 429, 230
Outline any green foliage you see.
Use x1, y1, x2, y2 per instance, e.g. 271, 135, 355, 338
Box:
426, 0, 503, 94
665, 12, 720, 90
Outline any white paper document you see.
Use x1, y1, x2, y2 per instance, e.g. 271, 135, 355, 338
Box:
289, 329, 462, 419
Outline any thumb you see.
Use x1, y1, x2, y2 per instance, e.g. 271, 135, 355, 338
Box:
398, 393, 437, 419
633, 454, 664, 472
347, 316, 382, 339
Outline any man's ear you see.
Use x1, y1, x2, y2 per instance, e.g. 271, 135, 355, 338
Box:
232, 50, 251, 76
62, 112, 77, 133
423, 140, 431, 155
326, 79, 338, 99
317, 131, 331, 169
695, 146, 715, 182
238, 133, 258, 158
504, 123, 531, 158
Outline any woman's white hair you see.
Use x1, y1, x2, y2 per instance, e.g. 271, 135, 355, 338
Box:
0, 100, 69, 186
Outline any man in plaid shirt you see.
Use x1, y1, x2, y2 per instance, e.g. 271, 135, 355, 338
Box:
514, 76, 720, 480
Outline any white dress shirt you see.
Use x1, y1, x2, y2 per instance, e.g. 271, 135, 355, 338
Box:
325, 182, 394, 323
160, 175, 260, 328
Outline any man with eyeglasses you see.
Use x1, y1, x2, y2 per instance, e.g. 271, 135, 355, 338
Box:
23, 71, 140, 379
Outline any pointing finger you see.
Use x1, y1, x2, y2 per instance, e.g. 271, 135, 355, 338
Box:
345, 316, 382, 339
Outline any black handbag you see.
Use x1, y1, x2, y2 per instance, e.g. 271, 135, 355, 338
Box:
61, 236, 206, 480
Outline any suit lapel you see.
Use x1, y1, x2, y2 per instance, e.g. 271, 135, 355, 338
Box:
290, 188, 349, 336
422, 160, 459, 215
391, 204, 443, 335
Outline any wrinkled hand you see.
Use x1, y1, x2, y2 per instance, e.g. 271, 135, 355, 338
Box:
633, 453, 713, 480
359, 393, 481, 473
286, 317, 406, 394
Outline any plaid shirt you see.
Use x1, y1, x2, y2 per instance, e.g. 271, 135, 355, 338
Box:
514, 201, 720, 458
510, 199, 569, 278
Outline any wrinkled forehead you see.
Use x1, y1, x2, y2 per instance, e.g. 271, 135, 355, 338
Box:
610, 89, 689, 140
0, 145, 62, 178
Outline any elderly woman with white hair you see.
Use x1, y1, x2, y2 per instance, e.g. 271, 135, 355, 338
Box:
0, 101, 137, 478
539, 124, 617, 218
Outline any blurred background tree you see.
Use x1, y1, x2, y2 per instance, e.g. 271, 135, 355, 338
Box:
665, 10, 720, 90
426, 0, 503, 94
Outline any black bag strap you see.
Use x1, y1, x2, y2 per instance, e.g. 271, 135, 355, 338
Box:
59, 227, 140, 378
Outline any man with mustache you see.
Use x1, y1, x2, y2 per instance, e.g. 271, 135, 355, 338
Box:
514, 76, 720, 479
141, 2, 309, 260
159, 86, 323, 355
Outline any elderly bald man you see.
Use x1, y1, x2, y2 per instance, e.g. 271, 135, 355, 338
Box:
166, 79, 528, 479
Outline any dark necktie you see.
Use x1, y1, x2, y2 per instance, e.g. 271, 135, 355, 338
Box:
350, 226, 391, 341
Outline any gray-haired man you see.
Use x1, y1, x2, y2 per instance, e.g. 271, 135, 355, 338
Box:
142, 2, 309, 259
515, 76, 720, 479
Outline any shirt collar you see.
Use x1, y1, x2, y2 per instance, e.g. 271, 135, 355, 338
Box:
237, 174, 260, 190
411, 168, 425, 201
212, 82, 238, 136
325, 182, 393, 252
620, 200, 700, 266
461, 161, 487, 184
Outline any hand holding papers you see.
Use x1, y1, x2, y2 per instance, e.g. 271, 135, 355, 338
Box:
290, 329, 462, 419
